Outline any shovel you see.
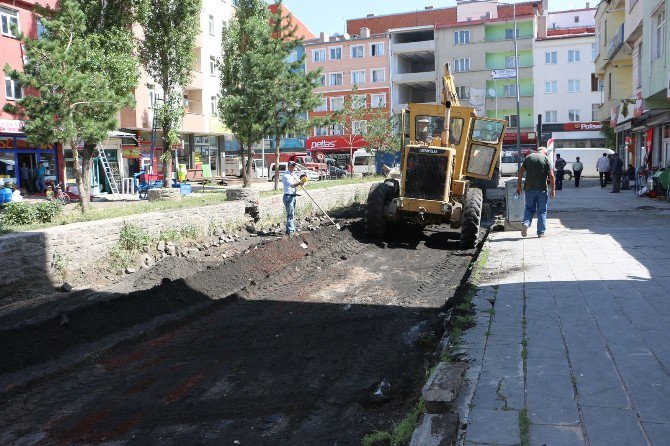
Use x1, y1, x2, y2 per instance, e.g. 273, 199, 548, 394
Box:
299, 184, 341, 230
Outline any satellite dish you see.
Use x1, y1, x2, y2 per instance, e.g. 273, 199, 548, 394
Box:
488, 88, 496, 97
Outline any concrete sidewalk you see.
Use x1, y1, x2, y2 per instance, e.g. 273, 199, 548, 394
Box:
460, 180, 670, 445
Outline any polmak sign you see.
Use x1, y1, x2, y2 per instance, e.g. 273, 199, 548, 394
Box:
490, 69, 517, 80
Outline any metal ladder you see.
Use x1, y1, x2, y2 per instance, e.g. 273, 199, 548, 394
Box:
97, 146, 121, 196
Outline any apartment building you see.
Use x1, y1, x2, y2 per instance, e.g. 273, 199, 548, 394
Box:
1, 0, 59, 189
435, 1, 542, 153
120, 0, 236, 179
305, 28, 390, 155
534, 7, 604, 149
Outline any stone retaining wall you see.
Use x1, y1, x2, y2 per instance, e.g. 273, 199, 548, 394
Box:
0, 182, 377, 286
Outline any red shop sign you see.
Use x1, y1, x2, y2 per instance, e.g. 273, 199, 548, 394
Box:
306, 135, 368, 151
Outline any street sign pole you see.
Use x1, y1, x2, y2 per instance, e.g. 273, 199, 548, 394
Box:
513, 1, 522, 170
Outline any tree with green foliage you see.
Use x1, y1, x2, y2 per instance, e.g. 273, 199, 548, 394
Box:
267, 2, 322, 190
3, 0, 139, 210
139, 0, 201, 188
219, 0, 279, 187
330, 87, 368, 176
601, 122, 616, 150
366, 106, 399, 155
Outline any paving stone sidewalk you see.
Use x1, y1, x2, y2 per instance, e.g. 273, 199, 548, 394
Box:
460, 180, 670, 446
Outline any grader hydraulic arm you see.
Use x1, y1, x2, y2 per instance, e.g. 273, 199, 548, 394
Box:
440, 63, 460, 147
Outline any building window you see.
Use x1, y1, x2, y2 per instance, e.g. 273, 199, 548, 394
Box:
371, 68, 385, 83
591, 104, 600, 121
370, 42, 384, 56
286, 49, 299, 63
636, 42, 643, 88
567, 49, 581, 63
505, 55, 520, 68
210, 56, 216, 75
504, 114, 519, 128
351, 45, 364, 59
598, 79, 605, 92
591, 43, 597, 61
545, 80, 558, 93
315, 97, 327, 112
456, 86, 470, 99
0, 6, 19, 38
371, 93, 386, 108
314, 126, 328, 136
353, 94, 367, 109
331, 124, 343, 135
575, 15, 580, 23
545, 110, 557, 123
454, 58, 470, 72
652, 7, 665, 61
352, 120, 367, 135
505, 27, 520, 40
329, 46, 342, 60
503, 84, 517, 98
313, 49, 326, 62
454, 30, 470, 44
568, 79, 581, 92
608, 72, 612, 99
4, 77, 22, 100
545, 51, 557, 64
211, 96, 218, 116
329, 72, 343, 86
208, 15, 214, 35
351, 70, 365, 85
568, 109, 581, 122
330, 96, 344, 111
318, 74, 326, 87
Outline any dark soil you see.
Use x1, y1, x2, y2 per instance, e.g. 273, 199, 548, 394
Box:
0, 212, 478, 445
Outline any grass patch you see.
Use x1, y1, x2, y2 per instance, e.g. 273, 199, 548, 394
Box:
519, 408, 530, 446
361, 399, 426, 446
118, 223, 153, 252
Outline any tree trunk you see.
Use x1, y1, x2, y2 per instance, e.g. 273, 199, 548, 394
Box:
69, 140, 89, 211
162, 129, 173, 188
274, 133, 281, 190
81, 145, 94, 210
240, 143, 247, 187
243, 143, 253, 188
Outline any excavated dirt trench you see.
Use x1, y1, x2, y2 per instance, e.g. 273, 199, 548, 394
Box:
0, 212, 480, 445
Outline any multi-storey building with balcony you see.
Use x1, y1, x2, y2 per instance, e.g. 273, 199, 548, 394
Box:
435, 1, 543, 153
304, 28, 390, 157
120, 0, 236, 179
534, 7, 604, 149
1, 0, 59, 190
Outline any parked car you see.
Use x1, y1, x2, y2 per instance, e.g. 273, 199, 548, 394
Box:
268, 162, 320, 182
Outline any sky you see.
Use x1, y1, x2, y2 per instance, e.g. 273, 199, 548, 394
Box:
283, 0, 594, 37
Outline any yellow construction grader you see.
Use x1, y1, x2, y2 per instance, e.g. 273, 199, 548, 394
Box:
366, 63, 507, 248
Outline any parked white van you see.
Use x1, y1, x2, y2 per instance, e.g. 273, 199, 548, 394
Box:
352, 149, 374, 175
546, 147, 614, 177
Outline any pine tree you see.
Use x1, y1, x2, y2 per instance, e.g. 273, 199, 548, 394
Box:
3, 0, 139, 210
219, 0, 281, 187
139, 0, 201, 188
267, 1, 321, 190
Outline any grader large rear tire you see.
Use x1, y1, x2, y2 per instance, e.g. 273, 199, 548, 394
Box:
366, 182, 394, 239
460, 187, 483, 249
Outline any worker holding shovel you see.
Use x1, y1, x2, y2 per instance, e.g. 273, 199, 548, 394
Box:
282, 161, 306, 235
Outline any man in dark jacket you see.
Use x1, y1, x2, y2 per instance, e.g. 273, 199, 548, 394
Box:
554, 154, 567, 190
610, 153, 624, 193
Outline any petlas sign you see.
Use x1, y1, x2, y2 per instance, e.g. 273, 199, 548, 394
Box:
306, 136, 368, 151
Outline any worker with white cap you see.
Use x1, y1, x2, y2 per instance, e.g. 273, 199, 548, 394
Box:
282, 161, 307, 235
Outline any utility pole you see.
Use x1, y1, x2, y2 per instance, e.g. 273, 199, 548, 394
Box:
513, 1, 522, 169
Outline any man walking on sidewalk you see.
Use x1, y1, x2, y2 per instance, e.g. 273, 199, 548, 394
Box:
610, 153, 624, 193
596, 153, 610, 188
516, 147, 556, 238
573, 156, 584, 187
554, 153, 567, 190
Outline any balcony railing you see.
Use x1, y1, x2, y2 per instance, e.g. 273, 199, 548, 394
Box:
607, 24, 624, 60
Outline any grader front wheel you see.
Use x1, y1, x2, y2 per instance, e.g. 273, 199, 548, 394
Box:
366, 182, 394, 239
460, 187, 483, 249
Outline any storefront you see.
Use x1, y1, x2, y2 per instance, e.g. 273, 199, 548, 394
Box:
539, 123, 605, 149
0, 119, 59, 191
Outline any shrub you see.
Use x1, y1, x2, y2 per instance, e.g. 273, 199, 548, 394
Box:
180, 224, 200, 239
118, 223, 153, 252
34, 200, 63, 223
159, 228, 181, 242
1, 202, 36, 226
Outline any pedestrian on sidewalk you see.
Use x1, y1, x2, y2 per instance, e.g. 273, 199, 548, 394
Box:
554, 153, 567, 190
282, 161, 306, 235
573, 156, 584, 187
19, 163, 32, 194
596, 153, 610, 188
516, 146, 556, 238
610, 153, 624, 193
